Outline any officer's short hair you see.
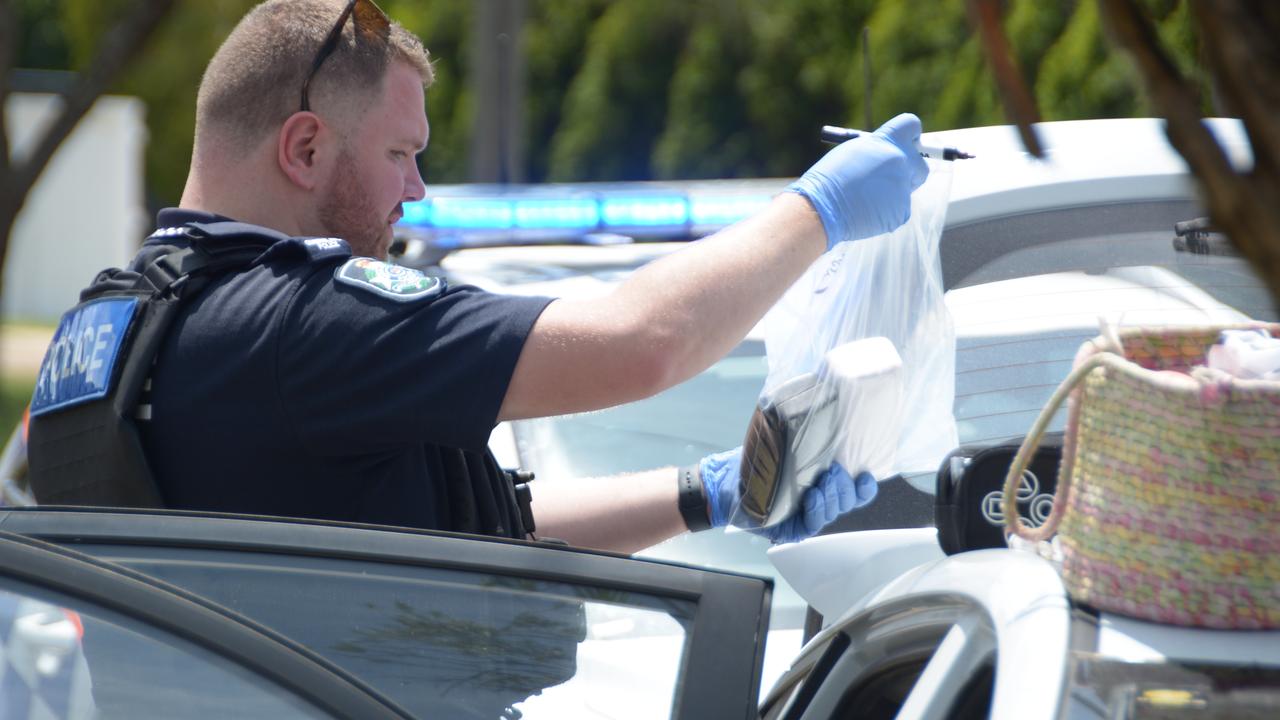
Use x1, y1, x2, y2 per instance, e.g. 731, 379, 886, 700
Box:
196, 0, 433, 152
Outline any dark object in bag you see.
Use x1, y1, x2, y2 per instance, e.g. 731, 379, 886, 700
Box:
934, 433, 1063, 556
738, 367, 843, 528
739, 404, 787, 525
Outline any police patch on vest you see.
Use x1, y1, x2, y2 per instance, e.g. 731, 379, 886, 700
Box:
31, 297, 139, 416
334, 258, 444, 302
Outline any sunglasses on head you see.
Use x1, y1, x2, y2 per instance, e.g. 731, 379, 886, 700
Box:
299, 0, 391, 113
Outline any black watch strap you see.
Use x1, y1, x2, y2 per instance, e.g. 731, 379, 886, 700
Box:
677, 465, 712, 532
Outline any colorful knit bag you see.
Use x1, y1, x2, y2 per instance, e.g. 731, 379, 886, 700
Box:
1003, 324, 1280, 629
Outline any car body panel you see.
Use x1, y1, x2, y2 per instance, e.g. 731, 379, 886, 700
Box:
1096, 614, 1280, 667
929, 117, 1250, 228
765, 547, 1070, 720
766, 529, 945, 620
855, 549, 1071, 720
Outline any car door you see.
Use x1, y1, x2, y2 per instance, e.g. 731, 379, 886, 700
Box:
0, 508, 772, 720
0, 528, 409, 719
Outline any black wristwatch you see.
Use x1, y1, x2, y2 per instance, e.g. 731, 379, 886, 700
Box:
677, 465, 712, 532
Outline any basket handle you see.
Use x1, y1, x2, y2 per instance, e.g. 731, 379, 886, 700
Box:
1003, 353, 1111, 542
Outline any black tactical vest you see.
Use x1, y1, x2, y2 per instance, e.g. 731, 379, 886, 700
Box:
27, 223, 281, 507
27, 220, 533, 540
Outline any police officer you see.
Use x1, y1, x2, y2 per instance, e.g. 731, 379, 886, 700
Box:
29, 0, 927, 553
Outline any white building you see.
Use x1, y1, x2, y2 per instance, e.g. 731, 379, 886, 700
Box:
4, 90, 148, 322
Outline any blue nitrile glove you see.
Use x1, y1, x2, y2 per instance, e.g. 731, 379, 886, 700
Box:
699, 447, 878, 544
787, 112, 930, 249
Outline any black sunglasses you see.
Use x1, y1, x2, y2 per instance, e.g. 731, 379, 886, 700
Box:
299, 0, 391, 113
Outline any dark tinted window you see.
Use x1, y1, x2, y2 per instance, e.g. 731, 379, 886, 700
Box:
0, 580, 325, 719
93, 546, 695, 719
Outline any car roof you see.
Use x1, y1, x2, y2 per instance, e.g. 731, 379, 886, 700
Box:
932, 117, 1249, 226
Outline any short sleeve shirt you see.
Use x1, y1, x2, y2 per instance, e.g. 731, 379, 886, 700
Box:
137, 209, 553, 533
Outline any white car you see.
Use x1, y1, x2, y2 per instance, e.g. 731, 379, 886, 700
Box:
412, 117, 1280, 712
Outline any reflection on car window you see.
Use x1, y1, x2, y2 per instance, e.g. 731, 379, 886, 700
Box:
950, 258, 1272, 449
514, 352, 767, 479
0, 582, 324, 719
111, 550, 694, 720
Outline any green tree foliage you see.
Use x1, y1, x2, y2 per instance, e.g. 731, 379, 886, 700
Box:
651, 9, 756, 180
545, 0, 693, 181
860, 0, 1074, 132
59, 0, 257, 207
1037, 1, 1141, 119
56, 0, 470, 202
384, 0, 474, 184
1036, 0, 1203, 121
860, 0, 972, 131
34, 0, 1207, 199
14, 0, 71, 69
523, 0, 611, 183
654, 0, 875, 180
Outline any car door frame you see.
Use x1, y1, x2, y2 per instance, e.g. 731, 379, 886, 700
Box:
0, 507, 773, 720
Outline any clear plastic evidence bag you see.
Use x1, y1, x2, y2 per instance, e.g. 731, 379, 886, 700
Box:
737, 161, 958, 528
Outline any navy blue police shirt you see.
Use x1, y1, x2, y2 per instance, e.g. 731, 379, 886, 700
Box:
135, 209, 553, 535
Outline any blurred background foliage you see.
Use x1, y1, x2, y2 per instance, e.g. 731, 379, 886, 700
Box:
14, 0, 1209, 207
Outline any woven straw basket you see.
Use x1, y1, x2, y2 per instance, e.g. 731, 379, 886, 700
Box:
1004, 324, 1280, 630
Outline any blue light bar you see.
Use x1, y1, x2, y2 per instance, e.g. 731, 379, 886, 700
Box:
514, 198, 599, 229
690, 195, 772, 226
430, 198, 514, 229
397, 179, 789, 243
600, 196, 689, 227
401, 201, 432, 226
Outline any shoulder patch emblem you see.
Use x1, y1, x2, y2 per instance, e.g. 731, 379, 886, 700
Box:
334, 257, 445, 302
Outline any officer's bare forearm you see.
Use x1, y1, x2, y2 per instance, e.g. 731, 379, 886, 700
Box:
526, 468, 688, 554
608, 192, 826, 387
499, 193, 824, 421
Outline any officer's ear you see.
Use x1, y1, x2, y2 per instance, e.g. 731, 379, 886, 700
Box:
277, 112, 327, 190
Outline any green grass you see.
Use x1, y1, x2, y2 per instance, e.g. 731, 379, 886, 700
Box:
0, 377, 33, 438
1, 319, 51, 437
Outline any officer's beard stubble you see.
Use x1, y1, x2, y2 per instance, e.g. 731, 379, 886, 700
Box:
318, 146, 394, 259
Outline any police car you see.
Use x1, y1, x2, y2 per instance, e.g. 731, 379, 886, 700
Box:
0, 119, 1277, 717
414, 117, 1280, 707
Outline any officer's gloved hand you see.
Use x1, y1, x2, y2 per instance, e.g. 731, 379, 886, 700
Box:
787, 112, 930, 250
699, 448, 877, 544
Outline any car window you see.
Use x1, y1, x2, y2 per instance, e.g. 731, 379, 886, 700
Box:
0, 580, 326, 720
514, 348, 766, 479
93, 546, 695, 720
952, 257, 1270, 437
